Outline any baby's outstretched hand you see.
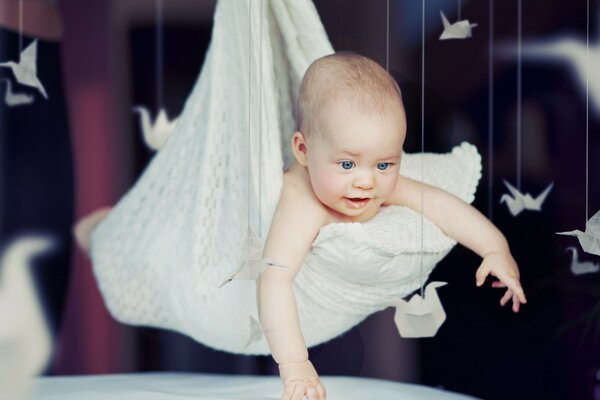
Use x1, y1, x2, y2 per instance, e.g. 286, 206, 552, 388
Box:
475, 251, 527, 313
278, 359, 326, 400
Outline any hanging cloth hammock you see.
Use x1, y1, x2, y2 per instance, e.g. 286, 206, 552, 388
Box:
89, 0, 481, 355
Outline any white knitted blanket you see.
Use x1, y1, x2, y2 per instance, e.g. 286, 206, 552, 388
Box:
89, 0, 481, 355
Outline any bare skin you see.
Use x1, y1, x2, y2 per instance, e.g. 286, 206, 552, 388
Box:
284, 160, 363, 225
75, 100, 527, 400
72, 207, 112, 255
259, 99, 526, 400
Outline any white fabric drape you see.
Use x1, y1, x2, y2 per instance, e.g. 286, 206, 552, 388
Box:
89, 0, 481, 355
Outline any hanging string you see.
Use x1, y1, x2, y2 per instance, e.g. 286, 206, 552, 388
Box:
259, 0, 263, 237
155, 0, 164, 112
516, 0, 522, 191
458, 0, 462, 20
420, 0, 425, 298
248, 0, 252, 265
585, 0, 589, 223
488, 0, 494, 220
386, 0, 389, 72
19, 0, 23, 52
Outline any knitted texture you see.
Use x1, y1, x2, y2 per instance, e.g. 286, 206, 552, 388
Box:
89, 0, 482, 355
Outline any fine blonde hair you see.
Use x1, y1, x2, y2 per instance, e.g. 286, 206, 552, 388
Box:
295, 51, 403, 138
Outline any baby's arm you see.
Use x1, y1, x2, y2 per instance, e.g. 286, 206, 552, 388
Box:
388, 175, 527, 311
258, 181, 327, 400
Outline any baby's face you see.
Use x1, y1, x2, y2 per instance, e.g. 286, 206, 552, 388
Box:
305, 102, 406, 220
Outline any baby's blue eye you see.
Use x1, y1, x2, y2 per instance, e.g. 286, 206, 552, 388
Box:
377, 162, 391, 171
340, 160, 354, 170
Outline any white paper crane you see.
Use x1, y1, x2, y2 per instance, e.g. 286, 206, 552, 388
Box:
385, 281, 447, 338
499, 180, 554, 217
496, 13, 600, 117
566, 246, 599, 275
244, 315, 263, 349
219, 259, 288, 288
439, 10, 478, 40
218, 231, 288, 288
0, 40, 47, 99
2, 78, 34, 107
132, 106, 179, 151
0, 235, 56, 399
557, 209, 600, 256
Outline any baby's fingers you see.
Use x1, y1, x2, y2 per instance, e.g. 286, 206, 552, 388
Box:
280, 384, 293, 400
475, 266, 490, 287
291, 384, 306, 400
316, 383, 327, 400
499, 289, 522, 312
281, 383, 301, 400
492, 281, 507, 288
306, 386, 323, 400
499, 289, 512, 306
512, 293, 521, 313
501, 274, 527, 304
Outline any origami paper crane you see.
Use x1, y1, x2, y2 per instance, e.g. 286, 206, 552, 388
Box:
244, 315, 267, 349
497, 30, 600, 116
557, 209, 600, 256
0, 235, 56, 399
219, 258, 288, 288
132, 106, 179, 151
439, 10, 478, 40
566, 246, 599, 275
388, 281, 447, 338
2, 78, 34, 107
0, 40, 47, 99
218, 232, 289, 288
500, 180, 554, 217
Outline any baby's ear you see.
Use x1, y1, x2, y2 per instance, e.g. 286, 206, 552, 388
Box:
291, 131, 309, 166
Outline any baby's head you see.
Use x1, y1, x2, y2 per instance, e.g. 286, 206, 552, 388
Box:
292, 52, 407, 220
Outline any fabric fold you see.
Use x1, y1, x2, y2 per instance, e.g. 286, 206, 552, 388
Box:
89, 0, 482, 355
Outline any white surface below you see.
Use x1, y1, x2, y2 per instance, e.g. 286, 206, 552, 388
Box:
30, 372, 480, 400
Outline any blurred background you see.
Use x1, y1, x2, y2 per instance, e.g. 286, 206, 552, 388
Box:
1, 0, 599, 399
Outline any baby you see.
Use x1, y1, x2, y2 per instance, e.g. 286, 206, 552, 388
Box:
75, 52, 527, 400
255, 52, 527, 400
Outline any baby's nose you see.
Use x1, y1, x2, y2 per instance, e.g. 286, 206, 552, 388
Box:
352, 173, 375, 189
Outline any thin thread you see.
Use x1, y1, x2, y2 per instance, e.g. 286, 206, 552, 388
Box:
259, 0, 263, 236
420, 0, 425, 298
248, 0, 252, 265
458, 0, 462, 20
19, 0, 23, 51
516, 0, 522, 191
488, 0, 494, 221
386, 0, 389, 72
586, 0, 589, 223
156, 0, 164, 111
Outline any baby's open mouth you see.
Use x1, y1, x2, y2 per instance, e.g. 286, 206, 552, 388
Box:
344, 197, 371, 208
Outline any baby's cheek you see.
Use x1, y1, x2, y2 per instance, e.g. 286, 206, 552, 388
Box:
380, 175, 399, 198
315, 171, 344, 200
